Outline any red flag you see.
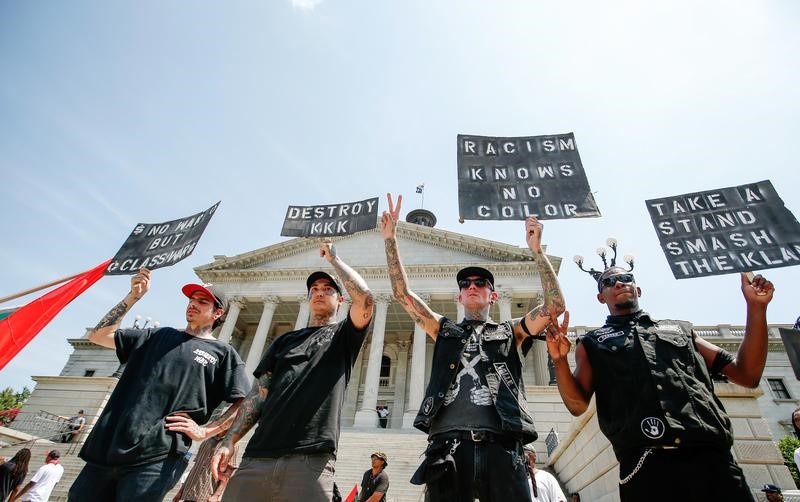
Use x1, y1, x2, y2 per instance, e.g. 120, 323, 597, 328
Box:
0, 259, 111, 371
344, 483, 358, 502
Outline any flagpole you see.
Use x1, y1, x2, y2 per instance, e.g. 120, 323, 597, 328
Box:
0, 270, 93, 305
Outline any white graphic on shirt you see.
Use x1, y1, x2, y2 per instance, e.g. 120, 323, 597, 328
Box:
443, 330, 492, 407
641, 417, 665, 439
192, 348, 218, 367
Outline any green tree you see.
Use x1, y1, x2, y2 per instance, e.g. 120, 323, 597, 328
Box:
778, 435, 800, 488
0, 386, 30, 425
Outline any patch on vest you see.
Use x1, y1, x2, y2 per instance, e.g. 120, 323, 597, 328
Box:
493, 362, 519, 396
641, 417, 665, 439
421, 397, 434, 416
596, 330, 626, 343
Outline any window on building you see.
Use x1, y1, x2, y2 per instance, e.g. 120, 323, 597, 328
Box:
379, 356, 391, 387
767, 378, 791, 399
84, 369, 96, 377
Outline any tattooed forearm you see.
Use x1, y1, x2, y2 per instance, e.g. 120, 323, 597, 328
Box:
94, 300, 130, 330
385, 239, 410, 303
533, 249, 565, 318
226, 374, 269, 445
329, 253, 371, 302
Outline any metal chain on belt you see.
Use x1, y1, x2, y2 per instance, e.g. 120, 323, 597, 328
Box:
618, 449, 652, 485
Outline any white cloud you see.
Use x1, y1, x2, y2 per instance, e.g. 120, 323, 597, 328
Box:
291, 0, 322, 11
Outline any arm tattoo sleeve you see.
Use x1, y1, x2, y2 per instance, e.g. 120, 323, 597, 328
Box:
227, 373, 269, 443
533, 249, 565, 317
94, 300, 129, 330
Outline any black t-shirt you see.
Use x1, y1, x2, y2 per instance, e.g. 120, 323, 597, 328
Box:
360, 469, 389, 502
0, 461, 25, 501
79, 327, 250, 466
244, 317, 367, 458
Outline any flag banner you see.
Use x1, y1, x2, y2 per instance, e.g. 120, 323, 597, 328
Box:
106, 202, 220, 275
280, 197, 379, 237
646, 180, 800, 279
456, 133, 601, 221
779, 328, 800, 380
344, 483, 358, 502
0, 259, 111, 371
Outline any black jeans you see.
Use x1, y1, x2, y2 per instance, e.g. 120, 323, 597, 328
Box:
424, 434, 532, 502
68, 455, 189, 502
618, 446, 754, 502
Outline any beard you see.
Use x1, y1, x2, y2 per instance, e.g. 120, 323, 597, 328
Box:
614, 299, 638, 310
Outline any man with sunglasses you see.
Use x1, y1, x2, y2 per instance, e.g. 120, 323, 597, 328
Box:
70, 268, 250, 502
546, 266, 775, 501
214, 238, 374, 502
381, 193, 565, 502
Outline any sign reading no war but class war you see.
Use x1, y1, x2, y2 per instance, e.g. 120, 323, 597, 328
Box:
457, 133, 601, 221
646, 180, 800, 279
106, 202, 220, 275
280, 197, 380, 237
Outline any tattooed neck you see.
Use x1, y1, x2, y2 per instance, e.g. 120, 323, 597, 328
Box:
185, 325, 215, 338
308, 313, 336, 327
463, 308, 490, 322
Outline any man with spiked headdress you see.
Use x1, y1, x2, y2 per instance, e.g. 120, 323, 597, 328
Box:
545, 238, 775, 502
382, 193, 565, 502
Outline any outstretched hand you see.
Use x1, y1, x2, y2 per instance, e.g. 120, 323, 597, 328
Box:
741, 272, 775, 306
165, 412, 207, 441
545, 310, 571, 362
381, 193, 402, 239
525, 217, 544, 253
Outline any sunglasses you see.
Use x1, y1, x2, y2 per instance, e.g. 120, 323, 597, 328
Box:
458, 278, 493, 290
599, 273, 635, 289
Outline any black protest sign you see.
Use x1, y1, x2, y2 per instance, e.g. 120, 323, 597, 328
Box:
106, 202, 220, 275
779, 328, 800, 381
646, 180, 800, 279
456, 133, 601, 221
280, 197, 379, 237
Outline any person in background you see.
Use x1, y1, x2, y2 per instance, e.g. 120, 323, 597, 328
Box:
12, 450, 63, 502
172, 432, 239, 502
523, 446, 565, 502
59, 410, 85, 443
0, 448, 30, 501
359, 452, 389, 502
570, 493, 580, 502
761, 484, 784, 502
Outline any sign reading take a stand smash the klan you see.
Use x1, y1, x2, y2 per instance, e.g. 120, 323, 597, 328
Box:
106, 202, 220, 275
280, 197, 380, 237
456, 133, 601, 221
646, 180, 800, 279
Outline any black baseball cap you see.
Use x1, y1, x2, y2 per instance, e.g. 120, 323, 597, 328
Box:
762, 484, 782, 493
306, 271, 342, 294
456, 267, 495, 289
182, 283, 228, 312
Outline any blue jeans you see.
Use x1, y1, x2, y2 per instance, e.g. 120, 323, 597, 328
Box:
424, 435, 532, 502
68, 455, 189, 502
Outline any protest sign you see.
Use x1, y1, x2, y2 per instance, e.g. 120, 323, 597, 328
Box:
646, 180, 800, 279
106, 202, 220, 275
280, 197, 379, 237
457, 133, 601, 221
779, 328, 800, 381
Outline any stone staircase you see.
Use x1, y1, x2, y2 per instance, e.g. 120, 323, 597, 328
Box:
0, 439, 83, 502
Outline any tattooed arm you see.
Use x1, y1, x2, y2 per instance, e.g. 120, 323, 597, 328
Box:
381, 193, 442, 340
320, 239, 375, 330
211, 373, 269, 480
88, 267, 150, 349
165, 399, 244, 441
512, 217, 566, 348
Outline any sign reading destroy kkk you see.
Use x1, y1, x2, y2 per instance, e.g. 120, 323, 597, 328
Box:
457, 133, 601, 221
106, 202, 220, 275
280, 197, 379, 237
646, 180, 800, 279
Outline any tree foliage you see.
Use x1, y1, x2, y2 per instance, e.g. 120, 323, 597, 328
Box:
778, 435, 800, 488
0, 386, 31, 425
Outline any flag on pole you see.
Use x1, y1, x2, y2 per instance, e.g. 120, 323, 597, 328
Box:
0, 259, 111, 371
416, 184, 424, 194
344, 483, 358, 502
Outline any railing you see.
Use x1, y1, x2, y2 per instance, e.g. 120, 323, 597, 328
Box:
8, 410, 87, 454
545, 427, 559, 456
379, 377, 390, 388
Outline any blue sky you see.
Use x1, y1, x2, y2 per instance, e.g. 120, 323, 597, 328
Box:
1, 1, 799, 391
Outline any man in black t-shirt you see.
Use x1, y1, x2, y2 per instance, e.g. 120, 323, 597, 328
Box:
382, 194, 565, 502
213, 238, 374, 502
69, 268, 250, 502
359, 452, 389, 502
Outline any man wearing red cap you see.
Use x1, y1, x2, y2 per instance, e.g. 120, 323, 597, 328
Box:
381, 193, 565, 502
69, 268, 250, 502
214, 238, 374, 502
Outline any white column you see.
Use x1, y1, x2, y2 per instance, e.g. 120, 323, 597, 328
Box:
244, 297, 279, 378
354, 294, 390, 427
294, 295, 310, 330
218, 298, 244, 344
496, 290, 513, 322
455, 294, 465, 323
392, 340, 410, 429
403, 294, 430, 428
336, 297, 351, 323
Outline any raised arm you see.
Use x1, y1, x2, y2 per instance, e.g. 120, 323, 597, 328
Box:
512, 217, 566, 348
545, 311, 594, 416
165, 398, 244, 441
87, 267, 150, 349
695, 272, 774, 388
381, 193, 442, 340
320, 239, 375, 330
211, 373, 269, 480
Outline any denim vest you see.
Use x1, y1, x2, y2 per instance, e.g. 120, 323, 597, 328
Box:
580, 311, 732, 457
413, 317, 538, 443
